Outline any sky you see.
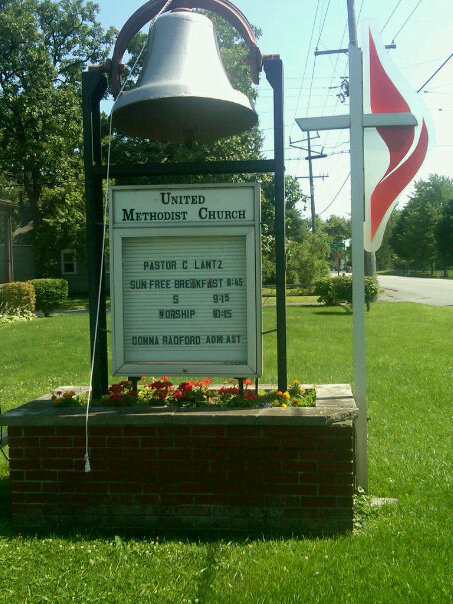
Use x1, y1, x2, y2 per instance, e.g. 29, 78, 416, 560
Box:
96, 0, 453, 219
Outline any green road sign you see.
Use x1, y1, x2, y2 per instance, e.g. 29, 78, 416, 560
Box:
330, 242, 345, 249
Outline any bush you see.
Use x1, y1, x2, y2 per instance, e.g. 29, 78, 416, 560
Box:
364, 276, 381, 310
29, 278, 68, 317
313, 277, 336, 305
0, 281, 36, 314
314, 275, 381, 311
333, 275, 353, 305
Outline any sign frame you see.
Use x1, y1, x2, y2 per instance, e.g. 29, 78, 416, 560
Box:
109, 183, 262, 378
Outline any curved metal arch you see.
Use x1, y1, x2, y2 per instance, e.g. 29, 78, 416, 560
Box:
108, 0, 263, 98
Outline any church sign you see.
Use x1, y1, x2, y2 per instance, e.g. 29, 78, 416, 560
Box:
110, 183, 262, 377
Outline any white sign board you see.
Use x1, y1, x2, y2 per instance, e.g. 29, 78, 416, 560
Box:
110, 183, 261, 377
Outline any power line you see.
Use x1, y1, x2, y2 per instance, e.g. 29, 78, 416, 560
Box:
289, 0, 321, 140
357, 0, 366, 20
294, 0, 333, 180
319, 19, 348, 156
417, 53, 453, 93
309, 0, 332, 115
316, 0, 331, 48
318, 173, 351, 215
380, 0, 404, 33
306, 55, 318, 117
392, 0, 424, 42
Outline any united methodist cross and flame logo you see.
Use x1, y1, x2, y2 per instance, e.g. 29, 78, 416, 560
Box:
362, 21, 433, 252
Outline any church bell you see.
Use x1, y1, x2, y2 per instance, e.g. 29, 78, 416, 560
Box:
112, 10, 258, 143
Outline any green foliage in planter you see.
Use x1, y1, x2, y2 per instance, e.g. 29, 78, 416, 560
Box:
314, 275, 381, 311
62, 379, 316, 409
0, 281, 36, 314
29, 278, 68, 317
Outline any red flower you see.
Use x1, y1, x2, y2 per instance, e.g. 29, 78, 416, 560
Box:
109, 393, 124, 402
243, 392, 257, 400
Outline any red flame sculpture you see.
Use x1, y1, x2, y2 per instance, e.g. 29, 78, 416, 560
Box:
363, 22, 432, 251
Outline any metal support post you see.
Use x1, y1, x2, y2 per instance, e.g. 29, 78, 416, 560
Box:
82, 70, 109, 399
264, 55, 287, 392
307, 132, 316, 233
348, 0, 368, 492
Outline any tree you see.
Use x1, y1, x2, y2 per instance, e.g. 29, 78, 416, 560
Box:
259, 175, 309, 282
375, 207, 401, 268
285, 233, 330, 286
435, 199, 453, 270
260, 174, 308, 242
390, 175, 453, 272
321, 215, 351, 243
320, 215, 351, 272
0, 0, 114, 275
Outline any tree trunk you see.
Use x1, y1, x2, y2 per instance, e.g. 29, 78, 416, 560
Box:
364, 251, 376, 276
25, 180, 44, 277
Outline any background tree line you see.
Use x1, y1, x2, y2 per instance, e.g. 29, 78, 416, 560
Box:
377, 174, 453, 275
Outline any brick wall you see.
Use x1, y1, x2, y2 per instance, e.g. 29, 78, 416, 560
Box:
8, 421, 354, 536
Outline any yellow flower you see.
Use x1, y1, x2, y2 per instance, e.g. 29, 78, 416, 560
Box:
299, 387, 306, 394
276, 391, 283, 397
294, 379, 300, 385
280, 403, 287, 408
63, 391, 75, 398
293, 398, 299, 404
282, 391, 290, 400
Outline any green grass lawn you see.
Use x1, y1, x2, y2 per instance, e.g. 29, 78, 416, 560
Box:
0, 303, 453, 601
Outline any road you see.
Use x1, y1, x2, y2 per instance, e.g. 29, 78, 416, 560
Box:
377, 275, 453, 306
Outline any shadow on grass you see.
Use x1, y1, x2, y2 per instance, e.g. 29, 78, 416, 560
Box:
314, 309, 352, 316
0, 525, 347, 545
0, 475, 14, 537
195, 542, 219, 603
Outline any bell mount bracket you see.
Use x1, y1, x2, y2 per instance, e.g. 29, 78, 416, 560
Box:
106, 0, 263, 98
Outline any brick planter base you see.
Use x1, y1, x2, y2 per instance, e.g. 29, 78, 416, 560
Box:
2, 385, 357, 537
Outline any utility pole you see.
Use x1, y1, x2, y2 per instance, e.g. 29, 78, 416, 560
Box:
307, 132, 316, 232
290, 132, 327, 233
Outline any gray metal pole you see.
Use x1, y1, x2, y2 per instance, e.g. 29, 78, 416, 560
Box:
82, 70, 109, 399
264, 55, 287, 392
347, 0, 368, 492
347, 0, 358, 46
307, 132, 316, 233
